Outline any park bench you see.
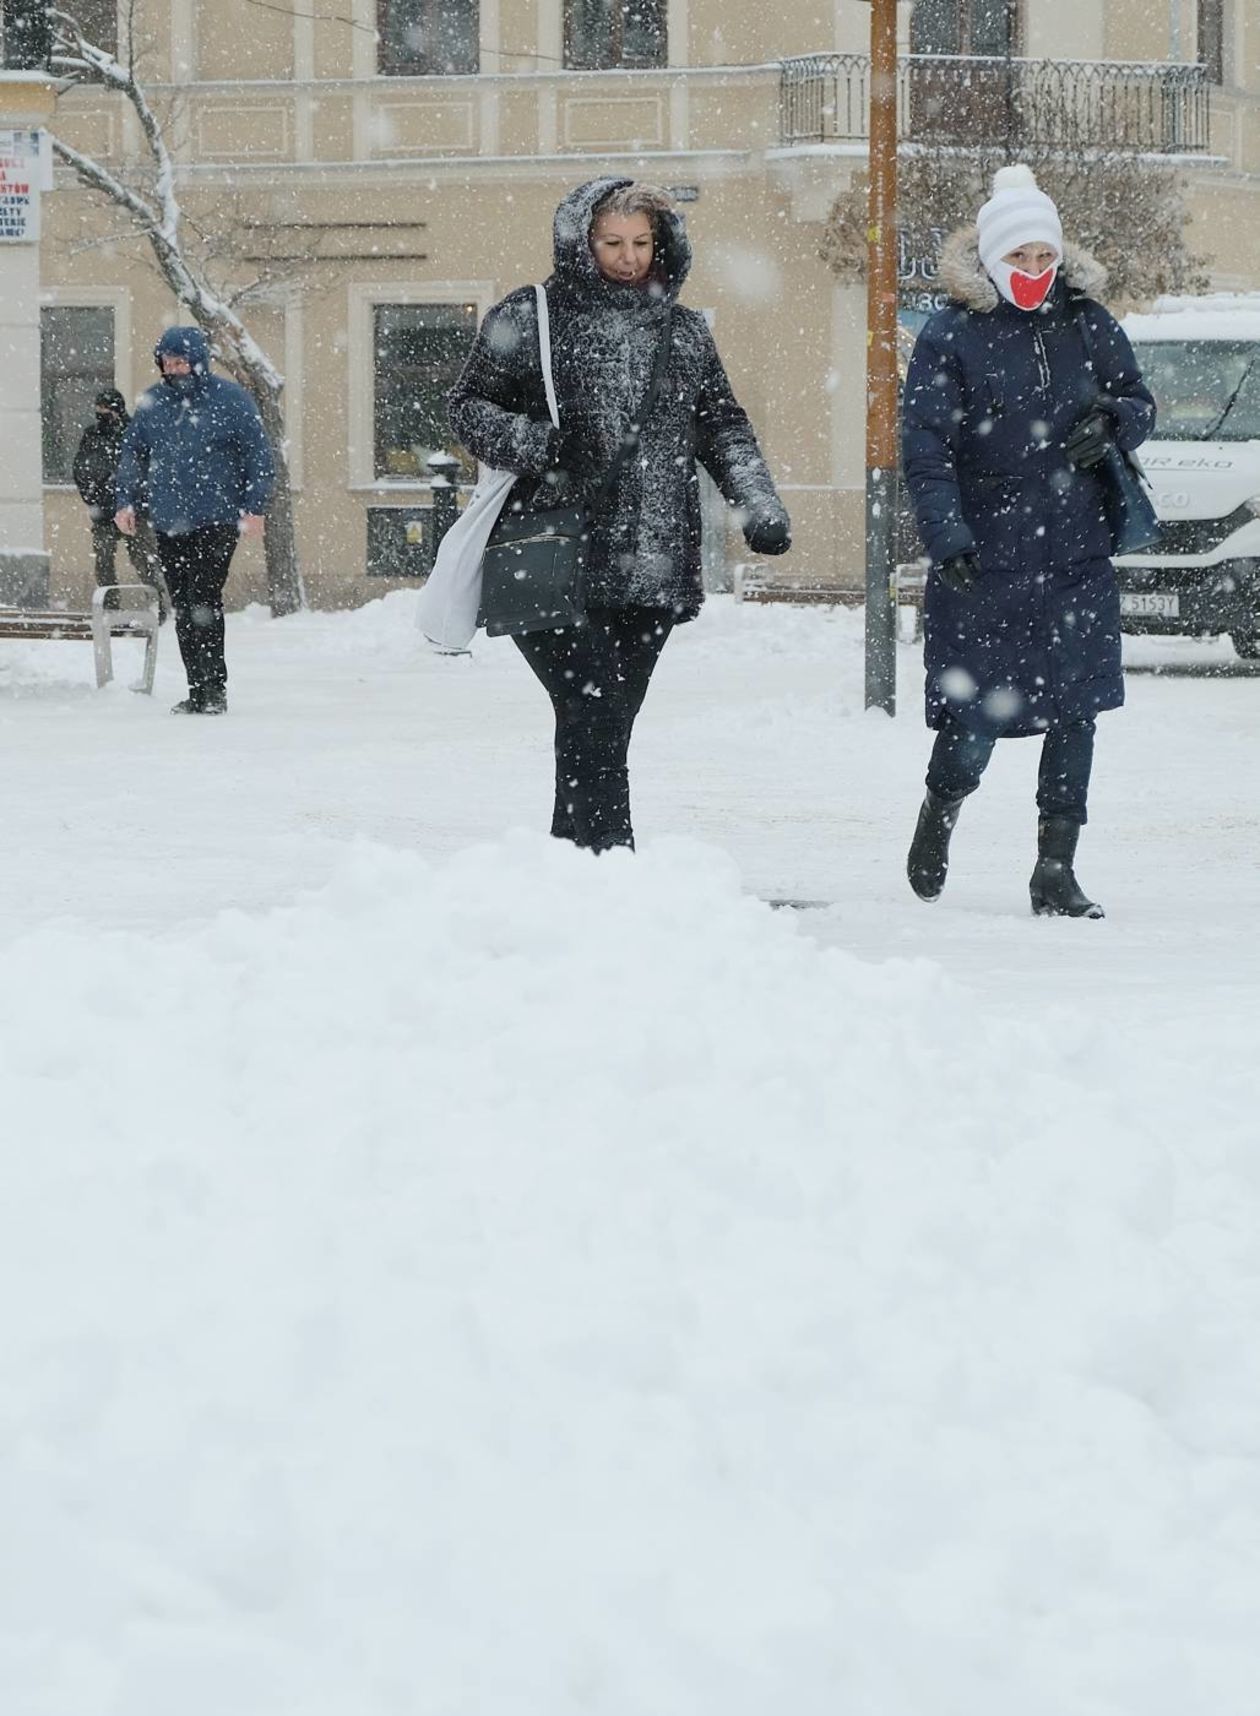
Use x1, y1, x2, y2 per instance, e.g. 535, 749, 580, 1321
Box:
0, 584, 161, 693
733, 559, 929, 642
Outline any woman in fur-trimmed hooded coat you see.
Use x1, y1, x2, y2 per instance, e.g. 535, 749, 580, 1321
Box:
447, 176, 790, 852
901, 164, 1155, 918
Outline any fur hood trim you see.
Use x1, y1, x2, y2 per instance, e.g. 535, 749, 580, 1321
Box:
937, 226, 1108, 311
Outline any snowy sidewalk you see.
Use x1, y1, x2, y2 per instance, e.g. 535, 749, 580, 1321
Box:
2, 597, 1258, 1714
3, 594, 1256, 1008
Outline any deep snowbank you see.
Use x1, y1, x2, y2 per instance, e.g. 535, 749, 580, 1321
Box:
3, 834, 1258, 1714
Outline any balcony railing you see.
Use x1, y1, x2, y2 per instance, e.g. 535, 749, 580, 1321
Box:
780, 54, 1211, 155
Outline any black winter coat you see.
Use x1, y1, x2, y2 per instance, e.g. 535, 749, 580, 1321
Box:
903, 231, 1156, 735
73, 418, 129, 518
447, 176, 788, 619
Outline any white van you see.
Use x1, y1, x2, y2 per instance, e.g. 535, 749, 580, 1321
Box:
1119, 295, 1260, 659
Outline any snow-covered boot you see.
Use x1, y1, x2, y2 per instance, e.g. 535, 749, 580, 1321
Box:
907, 789, 964, 902
1029, 816, 1104, 919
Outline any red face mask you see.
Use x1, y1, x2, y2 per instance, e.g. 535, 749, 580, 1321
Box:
990, 259, 1059, 312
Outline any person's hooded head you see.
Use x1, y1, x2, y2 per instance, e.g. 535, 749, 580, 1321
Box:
976, 164, 1063, 312
94, 387, 128, 428
154, 325, 213, 396
551, 177, 691, 307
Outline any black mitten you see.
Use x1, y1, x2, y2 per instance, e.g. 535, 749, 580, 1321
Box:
743, 514, 792, 556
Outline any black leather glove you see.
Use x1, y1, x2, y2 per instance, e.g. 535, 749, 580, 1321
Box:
937, 551, 981, 595
551, 429, 604, 483
1063, 410, 1113, 470
743, 513, 792, 556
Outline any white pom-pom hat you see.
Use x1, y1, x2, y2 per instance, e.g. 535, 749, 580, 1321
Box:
976, 164, 1063, 273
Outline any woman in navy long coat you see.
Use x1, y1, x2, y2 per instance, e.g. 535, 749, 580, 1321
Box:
902, 166, 1155, 917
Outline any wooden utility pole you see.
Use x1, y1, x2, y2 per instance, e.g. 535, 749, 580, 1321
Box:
864, 0, 899, 713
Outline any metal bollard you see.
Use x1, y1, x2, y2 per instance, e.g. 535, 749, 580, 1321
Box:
426, 450, 461, 551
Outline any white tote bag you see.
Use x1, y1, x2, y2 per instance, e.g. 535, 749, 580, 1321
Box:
416, 285, 561, 653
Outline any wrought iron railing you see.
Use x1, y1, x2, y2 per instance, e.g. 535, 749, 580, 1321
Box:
780, 54, 1211, 155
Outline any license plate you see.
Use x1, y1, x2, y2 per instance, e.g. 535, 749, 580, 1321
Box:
1120, 592, 1180, 619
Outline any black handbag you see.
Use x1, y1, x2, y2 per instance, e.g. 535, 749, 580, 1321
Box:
478, 286, 674, 638
478, 506, 591, 638
1096, 442, 1161, 556
1075, 310, 1160, 557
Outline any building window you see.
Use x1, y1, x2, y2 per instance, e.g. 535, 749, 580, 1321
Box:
3, 0, 117, 61
40, 305, 115, 485
1199, 0, 1225, 85
377, 0, 478, 76
373, 302, 477, 481
73, 0, 118, 55
910, 0, 1020, 57
565, 0, 667, 70
1, 0, 49, 66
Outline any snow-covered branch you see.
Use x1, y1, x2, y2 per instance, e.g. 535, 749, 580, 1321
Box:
49, 8, 182, 248
47, 13, 284, 392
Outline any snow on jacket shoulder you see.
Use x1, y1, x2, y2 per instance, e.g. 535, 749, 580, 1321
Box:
446, 286, 559, 478
115, 331, 274, 534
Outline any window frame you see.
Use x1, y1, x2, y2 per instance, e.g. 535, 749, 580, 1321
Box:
371, 300, 479, 483
910, 0, 1022, 58
38, 288, 130, 490
1198, 0, 1225, 86
347, 281, 492, 492
564, 0, 668, 72
376, 0, 480, 77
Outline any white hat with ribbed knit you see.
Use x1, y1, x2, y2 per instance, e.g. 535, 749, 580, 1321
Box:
976, 164, 1063, 273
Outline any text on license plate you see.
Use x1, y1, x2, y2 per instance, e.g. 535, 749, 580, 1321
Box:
1120, 592, 1180, 618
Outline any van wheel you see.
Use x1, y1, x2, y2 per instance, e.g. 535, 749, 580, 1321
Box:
1230, 629, 1260, 660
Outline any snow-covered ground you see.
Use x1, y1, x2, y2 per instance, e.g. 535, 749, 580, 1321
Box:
3, 596, 1258, 1714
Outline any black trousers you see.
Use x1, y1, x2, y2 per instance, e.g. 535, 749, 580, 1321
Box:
926, 716, 1097, 825
156, 523, 240, 699
91, 515, 165, 599
513, 605, 674, 851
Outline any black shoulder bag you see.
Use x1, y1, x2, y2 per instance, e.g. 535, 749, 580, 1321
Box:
1076, 308, 1160, 557
478, 286, 675, 638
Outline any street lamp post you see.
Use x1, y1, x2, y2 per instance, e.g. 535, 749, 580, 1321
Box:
861, 0, 900, 714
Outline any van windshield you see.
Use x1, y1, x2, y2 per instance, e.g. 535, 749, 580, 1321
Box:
1137, 340, 1260, 441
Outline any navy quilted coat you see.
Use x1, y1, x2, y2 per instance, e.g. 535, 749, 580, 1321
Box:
902, 231, 1155, 735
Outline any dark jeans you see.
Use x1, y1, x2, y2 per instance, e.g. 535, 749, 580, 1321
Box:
927, 716, 1097, 825
513, 605, 674, 851
156, 523, 240, 700
91, 515, 166, 602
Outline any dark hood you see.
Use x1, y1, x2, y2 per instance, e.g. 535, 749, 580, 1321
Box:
94, 387, 128, 421
550, 176, 691, 307
154, 325, 213, 377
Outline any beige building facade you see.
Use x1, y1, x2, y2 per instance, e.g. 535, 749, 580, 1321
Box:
27, 0, 1260, 608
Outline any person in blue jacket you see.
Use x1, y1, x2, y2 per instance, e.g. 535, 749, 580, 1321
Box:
115, 327, 274, 714
902, 166, 1155, 918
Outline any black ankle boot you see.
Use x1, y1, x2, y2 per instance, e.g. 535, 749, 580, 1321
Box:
907, 789, 964, 902
1029, 816, 1104, 919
